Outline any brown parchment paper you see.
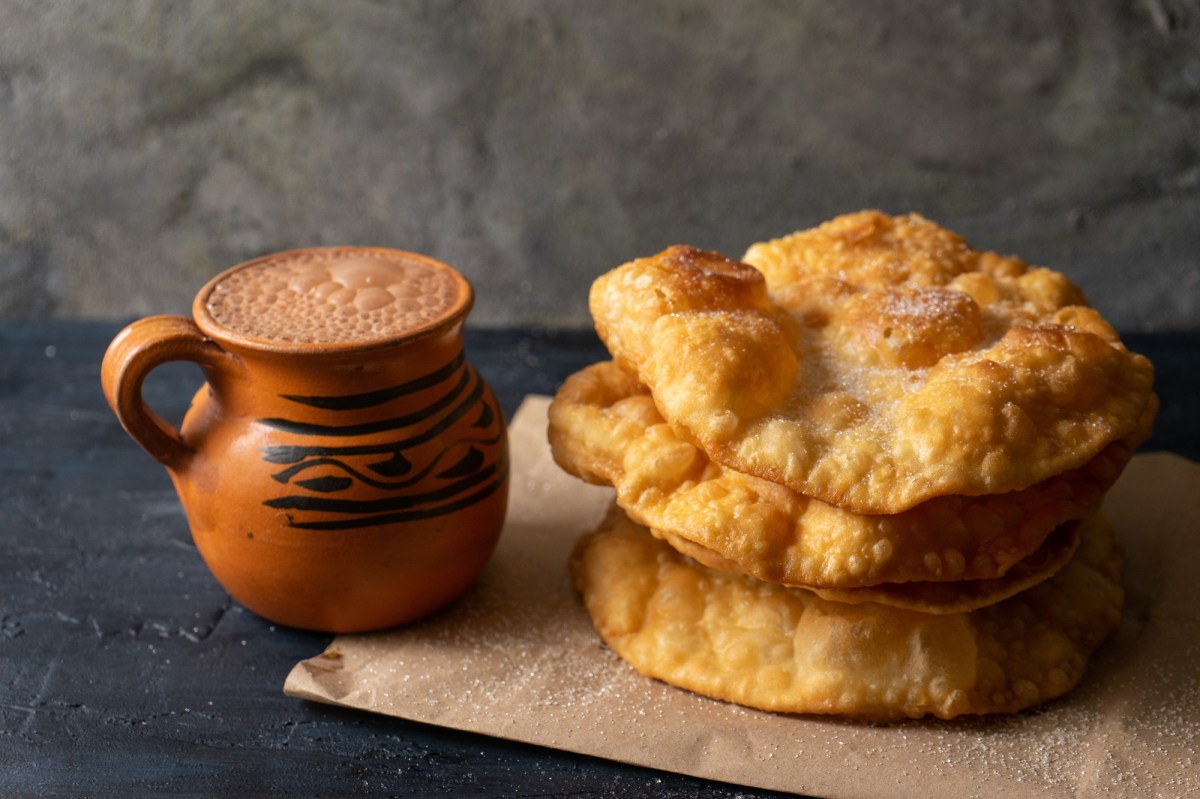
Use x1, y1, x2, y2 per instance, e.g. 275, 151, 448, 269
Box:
285, 396, 1200, 798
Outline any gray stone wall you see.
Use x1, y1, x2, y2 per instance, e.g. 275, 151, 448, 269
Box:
2, 0, 1198, 330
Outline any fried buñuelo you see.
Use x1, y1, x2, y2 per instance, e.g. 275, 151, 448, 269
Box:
571, 507, 1123, 720
549, 360, 1152, 592
588, 211, 1156, 514
656, 521, 1081, 615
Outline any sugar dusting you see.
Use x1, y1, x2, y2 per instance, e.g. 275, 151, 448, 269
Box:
337, 543, 667, 749
204, 248, 464, 344
890, 613, 1200, 798
878, 286, 969, 324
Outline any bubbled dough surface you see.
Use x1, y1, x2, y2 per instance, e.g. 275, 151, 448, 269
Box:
204, 247, 464, 344
548, 360, 1148, 590
571, 507, 1124, 720
589, 211, 1157, 514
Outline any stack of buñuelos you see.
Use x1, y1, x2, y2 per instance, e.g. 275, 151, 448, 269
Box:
550, 210, 1157, 720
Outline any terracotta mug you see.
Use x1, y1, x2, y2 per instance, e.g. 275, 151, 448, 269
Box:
101, 247, 509, 632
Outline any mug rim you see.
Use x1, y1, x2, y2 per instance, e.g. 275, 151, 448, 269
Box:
192, 246, 475, 355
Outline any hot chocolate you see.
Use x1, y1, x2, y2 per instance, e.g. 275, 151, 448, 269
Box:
199, 247, 470, 345
102, 245, 508, 632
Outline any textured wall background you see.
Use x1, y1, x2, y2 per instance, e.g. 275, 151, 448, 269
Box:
1, 0, 1198, 330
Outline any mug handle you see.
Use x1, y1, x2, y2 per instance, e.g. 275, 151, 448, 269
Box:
101, 315, 236, 471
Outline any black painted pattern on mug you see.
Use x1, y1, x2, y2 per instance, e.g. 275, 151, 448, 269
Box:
258, 355, 505, 530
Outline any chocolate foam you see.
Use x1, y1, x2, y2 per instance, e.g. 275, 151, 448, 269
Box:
200, 248, 468, 345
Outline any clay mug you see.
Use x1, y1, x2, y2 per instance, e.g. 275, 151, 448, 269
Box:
101, 247, 509, 632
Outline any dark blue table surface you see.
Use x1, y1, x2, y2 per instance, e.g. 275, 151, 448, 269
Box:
1, 320, 1195, 798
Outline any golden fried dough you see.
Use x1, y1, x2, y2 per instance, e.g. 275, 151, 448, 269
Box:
583, 245, 784, 379
658, 520, 1079, 615
549, 360, 1152, 588
589, 211, 1156, 513
571, 508, 1124, 720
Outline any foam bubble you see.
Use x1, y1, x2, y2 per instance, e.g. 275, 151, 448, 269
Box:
202, 248, 467, 344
